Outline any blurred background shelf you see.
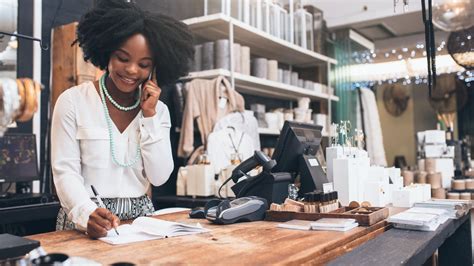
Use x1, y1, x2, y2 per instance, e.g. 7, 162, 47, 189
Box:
183, 14, 337, 67
184, 69, 339, 102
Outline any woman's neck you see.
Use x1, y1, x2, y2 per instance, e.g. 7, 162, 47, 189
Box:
105, 75, 138, 105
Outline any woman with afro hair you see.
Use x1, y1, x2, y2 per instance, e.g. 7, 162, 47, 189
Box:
51, 0, 194, 238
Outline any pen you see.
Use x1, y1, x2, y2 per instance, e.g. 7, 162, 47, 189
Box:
91, 185, 119, 235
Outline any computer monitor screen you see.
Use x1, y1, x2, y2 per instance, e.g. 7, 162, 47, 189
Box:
0, 134, 38, 183
271, 121, 323, 173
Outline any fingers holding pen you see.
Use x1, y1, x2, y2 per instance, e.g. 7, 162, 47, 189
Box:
87, 208, 120, 238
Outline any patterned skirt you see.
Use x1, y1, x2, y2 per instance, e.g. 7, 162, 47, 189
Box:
56, 195, 155, 231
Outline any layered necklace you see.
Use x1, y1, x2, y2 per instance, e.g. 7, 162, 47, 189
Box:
100, 73, 141, 111
99, 74, 141, 167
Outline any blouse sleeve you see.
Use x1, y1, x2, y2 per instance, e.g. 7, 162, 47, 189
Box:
138, 101, 174, 186
51, 90, 98, 231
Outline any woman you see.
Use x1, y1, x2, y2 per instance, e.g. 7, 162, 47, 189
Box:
51, 0, 194, 238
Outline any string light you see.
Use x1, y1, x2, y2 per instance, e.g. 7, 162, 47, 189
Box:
348, 37, 471, 86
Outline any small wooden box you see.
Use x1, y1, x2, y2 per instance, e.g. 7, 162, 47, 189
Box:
265, 206, 389, 226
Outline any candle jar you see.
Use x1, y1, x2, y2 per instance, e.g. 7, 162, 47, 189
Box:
277, 0, 295, 43
231, 0, 251, 24
294, 7, 313, 50
250, 0, 263, 30
205, 0, 231, 16
270, 2, 288, 40
261, 0, 272, 33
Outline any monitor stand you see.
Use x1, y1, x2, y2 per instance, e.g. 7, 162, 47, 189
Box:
298, 154, 328, 195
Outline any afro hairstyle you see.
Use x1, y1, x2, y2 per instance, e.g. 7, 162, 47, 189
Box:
74, 0, 195, 87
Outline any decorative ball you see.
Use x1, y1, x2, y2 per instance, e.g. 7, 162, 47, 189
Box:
432, 0, 474, 32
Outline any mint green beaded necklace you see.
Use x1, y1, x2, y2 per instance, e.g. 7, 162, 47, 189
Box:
100, 73, 141, 111
99, 74, 141, 167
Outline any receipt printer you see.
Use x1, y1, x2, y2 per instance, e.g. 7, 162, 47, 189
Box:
204, 196, 268, 224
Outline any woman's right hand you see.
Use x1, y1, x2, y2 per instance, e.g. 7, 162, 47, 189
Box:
87, 208, 120, 238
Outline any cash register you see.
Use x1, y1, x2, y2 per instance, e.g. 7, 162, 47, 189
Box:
229, 121, 328, 204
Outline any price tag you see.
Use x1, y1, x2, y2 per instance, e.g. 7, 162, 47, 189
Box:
323, 182, 334, 193
218, 97, 227, 109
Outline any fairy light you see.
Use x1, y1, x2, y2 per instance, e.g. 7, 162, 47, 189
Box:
347, 37, 469, 86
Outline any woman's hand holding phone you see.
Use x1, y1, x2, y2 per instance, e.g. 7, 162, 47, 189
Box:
140, 68, 161, 117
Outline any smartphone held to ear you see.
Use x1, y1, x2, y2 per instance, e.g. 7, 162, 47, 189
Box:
148, 67, 154, 81
142, 68, 154, 87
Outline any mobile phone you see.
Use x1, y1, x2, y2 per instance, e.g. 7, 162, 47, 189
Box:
140, 67, 154, 89
147, 67, 154, 81
141, 67, 155, 100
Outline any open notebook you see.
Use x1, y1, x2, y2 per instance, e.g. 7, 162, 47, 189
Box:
99, 217, 210, 245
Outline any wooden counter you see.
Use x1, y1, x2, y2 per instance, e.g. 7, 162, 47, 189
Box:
27, 212, 388, 265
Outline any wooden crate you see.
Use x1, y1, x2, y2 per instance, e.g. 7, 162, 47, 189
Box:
265, 206, 389, 226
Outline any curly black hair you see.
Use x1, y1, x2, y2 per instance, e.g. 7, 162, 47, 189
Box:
74, 0, 194, 87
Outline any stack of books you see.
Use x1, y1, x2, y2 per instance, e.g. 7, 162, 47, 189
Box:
277, 218, 358, 232
388, 207, 449, 231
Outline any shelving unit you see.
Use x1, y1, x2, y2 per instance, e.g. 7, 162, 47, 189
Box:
184, 69, 339, 101
183, 12, 337, 136
183, 14, 337, 67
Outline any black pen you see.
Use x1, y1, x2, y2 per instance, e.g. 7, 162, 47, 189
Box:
91, 185, 119, 235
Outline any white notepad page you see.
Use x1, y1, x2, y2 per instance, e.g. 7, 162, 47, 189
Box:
99, 217, 209, 245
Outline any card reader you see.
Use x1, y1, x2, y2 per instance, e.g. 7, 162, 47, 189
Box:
204, 196, 268, 225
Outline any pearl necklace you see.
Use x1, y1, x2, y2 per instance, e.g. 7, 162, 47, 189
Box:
100, 74, 141, 111
99, 74, 141, 167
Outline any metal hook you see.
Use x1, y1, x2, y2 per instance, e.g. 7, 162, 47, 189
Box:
0, 31, 49, 50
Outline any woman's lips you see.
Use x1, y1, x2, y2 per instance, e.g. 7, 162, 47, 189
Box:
117, 74, 138, 85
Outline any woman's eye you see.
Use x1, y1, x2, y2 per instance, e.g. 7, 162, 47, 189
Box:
139, 64, 150, 69
117, 56, 128, 62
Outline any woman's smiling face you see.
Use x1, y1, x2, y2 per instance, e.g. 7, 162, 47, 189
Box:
107, 33, 153, 93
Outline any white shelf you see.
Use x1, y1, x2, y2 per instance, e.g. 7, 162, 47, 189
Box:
258, 127, 280, 136
183, 14, 337, 67
184, 69, 339, 102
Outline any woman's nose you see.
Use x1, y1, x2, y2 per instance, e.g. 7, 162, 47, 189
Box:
125, 63, 138, 75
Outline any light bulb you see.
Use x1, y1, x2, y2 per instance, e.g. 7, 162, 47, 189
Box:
432, 0, 474, 32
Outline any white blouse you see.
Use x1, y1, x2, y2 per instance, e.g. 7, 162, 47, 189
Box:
51, 81, 173, 230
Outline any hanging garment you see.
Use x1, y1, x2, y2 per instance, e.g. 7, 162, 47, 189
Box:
207, 127, 254, 174
359, 87, 387, 166
213, 111, 260, 151
177, 76, 245, 158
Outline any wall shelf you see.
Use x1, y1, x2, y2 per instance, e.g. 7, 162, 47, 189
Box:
184, 69, 339, 102
183, 14, 337, 67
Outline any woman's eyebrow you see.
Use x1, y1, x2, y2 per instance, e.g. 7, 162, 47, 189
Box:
116, 48, 152, 61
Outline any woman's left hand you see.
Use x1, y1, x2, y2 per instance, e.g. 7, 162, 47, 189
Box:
140, 71, 161, 117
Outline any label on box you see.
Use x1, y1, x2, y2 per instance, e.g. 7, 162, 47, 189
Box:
308, 158, 319, 166
323, 182, 334, 193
